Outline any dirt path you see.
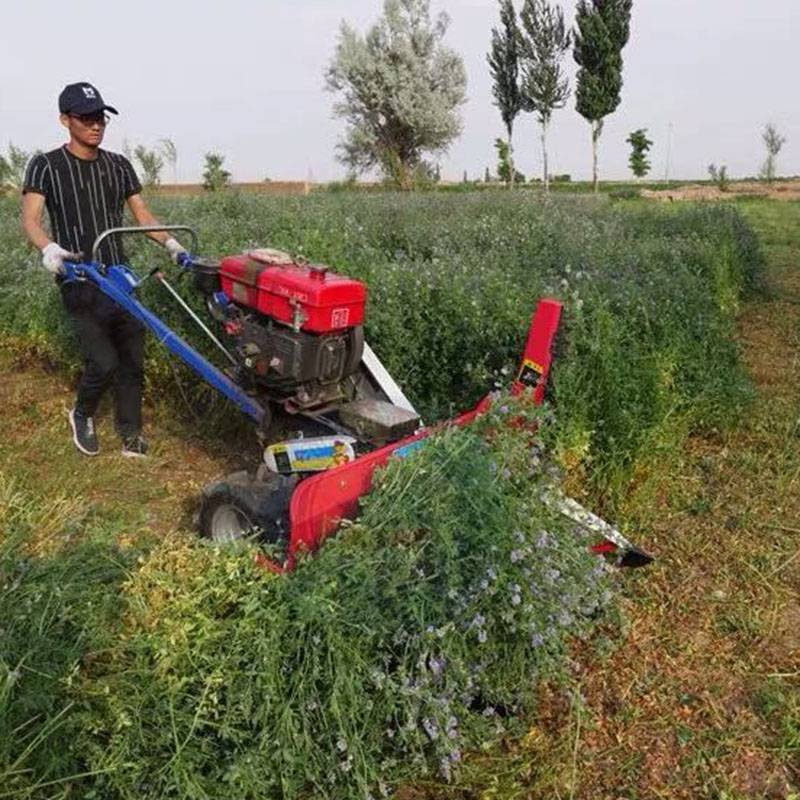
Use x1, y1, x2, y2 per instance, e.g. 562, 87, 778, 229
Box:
0, 345, 255, 553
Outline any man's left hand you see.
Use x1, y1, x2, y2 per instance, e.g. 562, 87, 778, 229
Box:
164, 237, 188, 264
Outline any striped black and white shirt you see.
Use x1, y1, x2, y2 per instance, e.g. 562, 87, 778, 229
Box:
23, 145, 142, 265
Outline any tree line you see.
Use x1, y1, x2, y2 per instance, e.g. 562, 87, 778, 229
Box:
324, 0, 790, 191
325, 0, 633, 191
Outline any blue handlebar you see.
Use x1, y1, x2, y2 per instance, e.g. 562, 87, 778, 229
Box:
60, 259, 266, 425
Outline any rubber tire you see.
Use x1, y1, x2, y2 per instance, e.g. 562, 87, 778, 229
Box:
199, 470, 298, 544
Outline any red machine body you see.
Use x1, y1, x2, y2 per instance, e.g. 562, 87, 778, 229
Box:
219, 254, 367, 334
280, 299, 564, 569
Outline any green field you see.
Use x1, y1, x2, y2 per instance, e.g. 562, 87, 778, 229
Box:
1, 190, 797, 799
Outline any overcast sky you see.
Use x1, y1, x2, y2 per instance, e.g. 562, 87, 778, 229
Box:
1, 0, 798, 183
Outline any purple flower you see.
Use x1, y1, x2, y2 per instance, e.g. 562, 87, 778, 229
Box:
487, 566, 498, 581
511, 549, 524, 563
449, 749, 462, 763
423, 718, 439, 740
429, 656, 446, 676
440, 757, 452, 781
499, 404, 510, 414
511, 594, 522, 606
478, 629, 488, 643
531, 633, 545, 647
536, 531, 549, 549
471, 613, 486, 628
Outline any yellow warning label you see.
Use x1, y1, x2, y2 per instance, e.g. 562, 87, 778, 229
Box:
523, 358, 545, 374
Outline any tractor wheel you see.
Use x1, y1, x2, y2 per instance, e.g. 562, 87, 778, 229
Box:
199, 470, 299, 545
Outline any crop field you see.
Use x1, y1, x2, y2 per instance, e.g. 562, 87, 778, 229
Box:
2, 190, 798, 799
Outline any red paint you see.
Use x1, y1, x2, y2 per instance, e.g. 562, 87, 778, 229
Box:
219, 255, 366, 333
279, 298, 563, 571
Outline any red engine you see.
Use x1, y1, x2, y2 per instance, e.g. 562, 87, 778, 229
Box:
219, 252, 367, 334
198, 250, 367, 413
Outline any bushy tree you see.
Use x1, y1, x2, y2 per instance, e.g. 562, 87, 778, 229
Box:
203, 152, 231, 191
626, 128, 652, 179
133, 145, 164, 188
495, 138, 525, 184
519, 0, 572, 192
0, 143, 37, 190
760, 123, 786, 183
487, 0, 523, 189
708, 163, 729, 192
326, 0, 467, 189
159, 138, 178, 183
573, 0, 633, 192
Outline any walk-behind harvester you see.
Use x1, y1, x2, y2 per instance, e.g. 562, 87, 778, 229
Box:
63, 225, 653, 573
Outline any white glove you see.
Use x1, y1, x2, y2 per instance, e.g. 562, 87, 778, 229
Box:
164, 237, 188, 264
41, 242, 78, 275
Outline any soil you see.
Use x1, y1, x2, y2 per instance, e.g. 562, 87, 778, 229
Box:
641, 178, 800, 202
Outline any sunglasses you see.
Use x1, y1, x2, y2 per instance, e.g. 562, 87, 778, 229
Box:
69, 112, 110, 127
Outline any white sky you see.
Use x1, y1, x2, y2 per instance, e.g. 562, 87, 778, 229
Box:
1, 0, 798, 183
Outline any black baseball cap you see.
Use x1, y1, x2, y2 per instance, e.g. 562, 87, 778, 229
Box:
58, 82, 118, 115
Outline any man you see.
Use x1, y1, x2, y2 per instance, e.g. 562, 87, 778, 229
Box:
21, 81, 188, 458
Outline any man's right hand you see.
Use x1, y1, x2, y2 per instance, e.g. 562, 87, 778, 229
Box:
41, 242, 79, 275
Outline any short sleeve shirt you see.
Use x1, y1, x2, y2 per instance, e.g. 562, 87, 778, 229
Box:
23, 145, 142, 265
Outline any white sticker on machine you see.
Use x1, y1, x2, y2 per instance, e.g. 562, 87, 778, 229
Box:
331, 307, 350, 328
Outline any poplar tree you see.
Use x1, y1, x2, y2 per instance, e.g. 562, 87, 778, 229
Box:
487, 0, 523, 188
573, 0, 633, 192
626, 128, 652, 179
159, 138, 178, 183
518, 0, 572, 192
760, 123, 787, 183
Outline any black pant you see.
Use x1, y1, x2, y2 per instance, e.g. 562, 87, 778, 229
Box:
61, 282, 145, 438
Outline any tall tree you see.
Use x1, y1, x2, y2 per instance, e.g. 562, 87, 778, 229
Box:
626, 128, 652, 179
518, 0, 572, 192
573, 0, 633, 193
159, 138, 178, 184
326, 0, 467, 189
133, 145, 164, 189
487, 0, 523, 189
0, 144, 37, 190
760, 123, 787, 183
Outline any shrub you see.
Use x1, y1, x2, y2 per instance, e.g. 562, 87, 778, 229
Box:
203, 151, 231, 191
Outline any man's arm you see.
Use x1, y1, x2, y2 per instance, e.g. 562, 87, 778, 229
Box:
126, 193, 171, 246
22, 192, 79, 274
21, 192, 52, 250
127, 193, 188, 262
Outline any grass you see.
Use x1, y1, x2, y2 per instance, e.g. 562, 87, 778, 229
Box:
0, 191, 763, 506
